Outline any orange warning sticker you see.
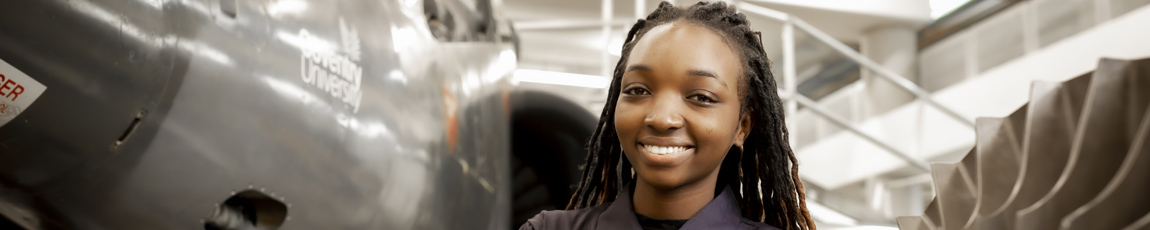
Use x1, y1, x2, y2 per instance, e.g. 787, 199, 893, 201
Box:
0, 58, 46, 127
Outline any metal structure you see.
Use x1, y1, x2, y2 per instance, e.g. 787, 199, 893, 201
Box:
897, 57, 1150, 230
736, 2, 975, 172
919, 0, 1150, 91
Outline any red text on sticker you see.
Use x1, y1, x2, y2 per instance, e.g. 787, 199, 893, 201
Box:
0, 74, 26, 101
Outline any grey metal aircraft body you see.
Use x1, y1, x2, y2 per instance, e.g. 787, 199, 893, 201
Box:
0, 0, 594, 229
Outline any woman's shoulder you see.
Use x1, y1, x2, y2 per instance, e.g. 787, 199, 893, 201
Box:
736, 217, 784, 230
518, 204, 613, 230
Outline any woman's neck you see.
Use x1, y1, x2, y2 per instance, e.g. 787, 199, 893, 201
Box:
631, 174, 720, 220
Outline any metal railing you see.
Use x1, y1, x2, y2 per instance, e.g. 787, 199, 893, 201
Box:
737, 2, 977, 172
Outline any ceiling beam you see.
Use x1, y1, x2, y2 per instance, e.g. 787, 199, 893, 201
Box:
514, 19, 633, 31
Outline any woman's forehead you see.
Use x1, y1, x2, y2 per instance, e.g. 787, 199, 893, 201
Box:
624, 22, 741, 83
630, 22, 734, 57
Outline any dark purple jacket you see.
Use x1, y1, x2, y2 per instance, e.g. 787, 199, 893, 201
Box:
519, 184, 782, 230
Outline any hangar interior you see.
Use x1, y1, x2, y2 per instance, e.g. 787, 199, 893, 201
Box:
1, 0, 1149, 229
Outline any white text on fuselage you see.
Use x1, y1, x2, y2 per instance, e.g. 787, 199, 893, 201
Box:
299, 26, 363, 113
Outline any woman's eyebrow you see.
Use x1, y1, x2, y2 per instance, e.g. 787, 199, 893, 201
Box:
625, 65, 728, 88
626, 65, 651, 73
686, 69, 717, 79
687, 69, 727, 88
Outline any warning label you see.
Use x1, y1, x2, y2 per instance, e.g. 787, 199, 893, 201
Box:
0, 58, 47, 127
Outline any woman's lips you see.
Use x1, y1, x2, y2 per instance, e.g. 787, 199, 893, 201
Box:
642, 144, 692, 155
638, 143, 695, 166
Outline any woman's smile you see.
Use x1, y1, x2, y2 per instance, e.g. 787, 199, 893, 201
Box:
637, 131, 697, 166
637, 140, 696, 166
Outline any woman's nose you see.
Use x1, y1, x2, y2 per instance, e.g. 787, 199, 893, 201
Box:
643, 97, 684, 131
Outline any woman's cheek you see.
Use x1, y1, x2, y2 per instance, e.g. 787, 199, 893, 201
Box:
614, 102, 641, 144
693, 108, 737, 157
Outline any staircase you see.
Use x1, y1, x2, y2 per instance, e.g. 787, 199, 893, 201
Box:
896, 57, 1150, 230
732, 0, 1150, 226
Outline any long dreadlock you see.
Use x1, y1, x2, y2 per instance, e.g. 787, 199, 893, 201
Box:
564, 1, 815, 230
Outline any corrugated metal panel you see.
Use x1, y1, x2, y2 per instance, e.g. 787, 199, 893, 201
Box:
974, 8, 1026, 73
919, 39, 968, 92
1111, 0, 1150, 17
1036, 0, 1096, 47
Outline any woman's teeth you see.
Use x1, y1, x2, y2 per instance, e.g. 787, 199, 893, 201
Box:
643, 145, 690, 155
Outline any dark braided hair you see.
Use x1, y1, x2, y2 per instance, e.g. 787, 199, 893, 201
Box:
564, 1, 815, 230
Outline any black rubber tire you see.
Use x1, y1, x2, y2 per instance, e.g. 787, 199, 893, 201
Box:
509, 91, 596, 229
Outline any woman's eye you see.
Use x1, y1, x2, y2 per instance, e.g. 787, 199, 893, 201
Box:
688, 94, 717, 103
623, 87, 650, 95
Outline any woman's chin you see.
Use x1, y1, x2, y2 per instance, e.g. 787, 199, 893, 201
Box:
635, 172, 691, 190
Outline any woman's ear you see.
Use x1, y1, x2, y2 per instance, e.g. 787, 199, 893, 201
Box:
733, 112, 753, 147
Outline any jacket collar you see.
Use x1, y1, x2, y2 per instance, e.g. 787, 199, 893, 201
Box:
596, 183, 744, 230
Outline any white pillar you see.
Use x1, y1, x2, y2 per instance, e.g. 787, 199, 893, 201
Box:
782, 20, 798, 146
601, 0, 614, 78
887, 183, 927, 217
859, 25, 918, 119
635, 0, 645, 20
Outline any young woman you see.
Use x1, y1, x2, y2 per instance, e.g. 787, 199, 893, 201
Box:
520, 1, 815, 230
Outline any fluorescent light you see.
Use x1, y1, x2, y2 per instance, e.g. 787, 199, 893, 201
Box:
807, 201, 899, 230
825, 226, 899, 230
277, 30, 336, 54
268, 0, 307, 16
608, 39, 624, 57
513, 69, 611, 88
806, 201, 858, 226
930, 0, 971, 19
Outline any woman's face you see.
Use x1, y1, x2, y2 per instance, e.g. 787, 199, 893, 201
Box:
615, 22, 752, 190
